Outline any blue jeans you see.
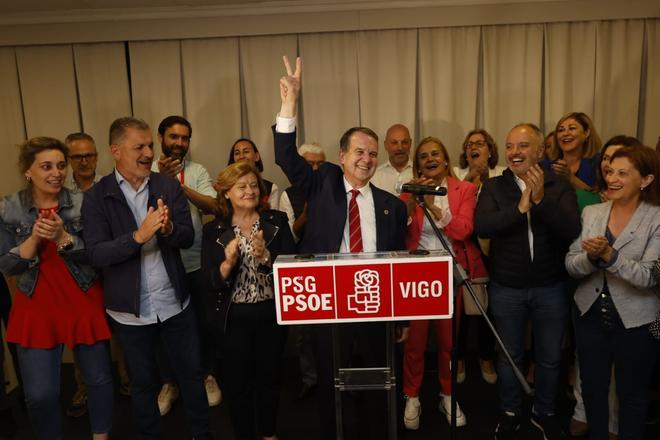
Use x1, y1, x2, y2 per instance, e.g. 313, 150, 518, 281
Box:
576, 300, 660, 440
111, 304, 212, 440
489, 280, 568, 416
17, 341, 113, 440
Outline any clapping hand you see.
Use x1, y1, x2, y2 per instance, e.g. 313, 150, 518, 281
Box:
582, 236, 613, 262
134, 199, 171, 244
157, 154, 183, 178
32, 210, 66, 243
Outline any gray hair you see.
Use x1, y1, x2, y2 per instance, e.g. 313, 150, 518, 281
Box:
298, 142, 325, 157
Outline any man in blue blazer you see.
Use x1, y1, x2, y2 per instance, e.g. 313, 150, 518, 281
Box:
274, 57, 408, 439
82, 117, 212, 439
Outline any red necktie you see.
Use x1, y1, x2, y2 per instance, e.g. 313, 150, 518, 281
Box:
349, 189, 363, 253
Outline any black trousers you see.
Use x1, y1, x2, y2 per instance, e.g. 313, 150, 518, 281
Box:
576, 302, 660, 440
221, 300, 287, 440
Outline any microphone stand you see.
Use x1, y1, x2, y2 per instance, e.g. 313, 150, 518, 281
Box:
414, 194, 533, 440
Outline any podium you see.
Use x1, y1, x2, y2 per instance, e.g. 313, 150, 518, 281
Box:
274, 250, 453, 440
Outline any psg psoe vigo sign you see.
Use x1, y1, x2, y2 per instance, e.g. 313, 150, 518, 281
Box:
273, 251, 453, 324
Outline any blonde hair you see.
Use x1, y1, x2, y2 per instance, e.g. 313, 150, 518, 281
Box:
412, 136, 455, 179
214, 162, 265, 217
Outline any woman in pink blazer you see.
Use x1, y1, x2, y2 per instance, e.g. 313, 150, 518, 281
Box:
401, 136, 487, 430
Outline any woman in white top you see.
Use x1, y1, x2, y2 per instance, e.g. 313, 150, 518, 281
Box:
453, 129, 506, 187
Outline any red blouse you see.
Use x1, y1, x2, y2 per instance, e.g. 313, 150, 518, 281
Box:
7, 208, 110, 349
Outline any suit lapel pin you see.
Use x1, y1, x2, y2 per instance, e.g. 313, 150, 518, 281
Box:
384, 209, 389, 215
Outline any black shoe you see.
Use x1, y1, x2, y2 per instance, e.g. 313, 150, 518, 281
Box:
297, 382, 317, 401
0, 407, 17, 439
531, 413, 566, 440
65, 389, 88, 418
494, 412, 521, 440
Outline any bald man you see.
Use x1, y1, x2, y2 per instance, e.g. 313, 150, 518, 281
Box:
370, 124, 414, 195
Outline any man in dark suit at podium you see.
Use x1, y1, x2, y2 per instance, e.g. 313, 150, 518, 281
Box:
273, 56, 408, 440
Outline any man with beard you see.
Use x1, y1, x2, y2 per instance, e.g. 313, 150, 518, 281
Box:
370, 124, 414, 195
152, 116, 221, 414
475, 123, 580, 440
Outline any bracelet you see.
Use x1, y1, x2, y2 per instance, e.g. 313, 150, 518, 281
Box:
56, 233, 74, 253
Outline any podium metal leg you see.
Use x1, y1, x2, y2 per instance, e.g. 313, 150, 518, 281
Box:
332, 322, 399, 440
332, 324, 344, 440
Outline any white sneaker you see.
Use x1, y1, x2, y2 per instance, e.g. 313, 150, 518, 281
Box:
403, 395, 421, 430
204, 375, 222, 407
439, 394, 466, 427
158, 382, 179, 416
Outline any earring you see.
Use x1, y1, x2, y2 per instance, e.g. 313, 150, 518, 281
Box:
488, 154, 492, 159
26, 176, 31, 183
641, 185, 646, 191
444, 162, 448, 166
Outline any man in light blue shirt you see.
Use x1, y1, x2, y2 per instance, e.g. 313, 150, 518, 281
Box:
82, 116, 213, 439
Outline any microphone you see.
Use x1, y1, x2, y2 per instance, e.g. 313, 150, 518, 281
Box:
395, 182, 447, 196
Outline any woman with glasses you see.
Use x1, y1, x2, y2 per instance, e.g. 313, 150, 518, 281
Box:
454, 129, 506, 189
453, 129, 504, 386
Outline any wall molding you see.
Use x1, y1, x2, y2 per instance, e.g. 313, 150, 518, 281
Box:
0, 0, 657, 46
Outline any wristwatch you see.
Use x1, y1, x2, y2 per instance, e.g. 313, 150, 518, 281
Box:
57, 233, 74, 253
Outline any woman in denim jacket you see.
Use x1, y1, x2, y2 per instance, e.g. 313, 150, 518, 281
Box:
0, 137, 112, 440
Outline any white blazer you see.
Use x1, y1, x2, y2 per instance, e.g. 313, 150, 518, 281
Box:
565, 201, 660, 328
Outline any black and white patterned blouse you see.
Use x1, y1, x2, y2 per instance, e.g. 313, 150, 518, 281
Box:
230, 220, 273, 304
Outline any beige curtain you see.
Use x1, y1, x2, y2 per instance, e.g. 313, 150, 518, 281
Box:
357, 29, 417, 163
418, 26, 481, 162
543, 22, 597, 132
0, 18, 658, 196
0, 47, 26, 195
594, 20, 644, 142
181, 37, 241, 179
642, 19, 659, 147
15, 45, 80, 140
299, 31, 360, 161
128, 40, 184, 144
482, 24, 544, 150
73, 43, 132, 176
239, 34, 297, 190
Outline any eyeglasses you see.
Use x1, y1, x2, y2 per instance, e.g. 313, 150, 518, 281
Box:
464, 140, 487, 149
69, 153, 98, 162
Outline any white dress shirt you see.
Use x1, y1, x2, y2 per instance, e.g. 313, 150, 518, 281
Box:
370, 160, 414, 196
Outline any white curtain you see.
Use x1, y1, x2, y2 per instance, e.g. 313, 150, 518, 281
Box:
181, 37, 241, 180
0, 47, 26, 195
73, 43, 132, 176
418, 26, 481, 161
543, 21, 597, 133
594, 19, 644, 142
357, 29, 417, 162
239, 34, 297, 189
482, 24, 544, 150
15, 45, 81, 140
642, 19, 659, 147
299, 31, 360, 160
128, 40, 184, 143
